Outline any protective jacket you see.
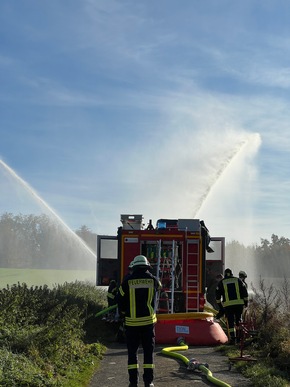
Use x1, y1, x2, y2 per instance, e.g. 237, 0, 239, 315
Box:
107, 281, 118, 306
118, 268, 161, 327
216, 276, 248, 308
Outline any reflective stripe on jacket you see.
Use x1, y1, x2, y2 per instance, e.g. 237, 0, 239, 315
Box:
216, 276, 248, 307
107, 291, 116, 300
118, 269, 161, 327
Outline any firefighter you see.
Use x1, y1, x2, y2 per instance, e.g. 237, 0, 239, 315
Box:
107, 280, 118, 305
239, 270, 248, 289
206, 273, 224, 310
215, 268, 248, 344
106, 279, 118, 322
117, 255, 161, 387
123, 260, 134, 281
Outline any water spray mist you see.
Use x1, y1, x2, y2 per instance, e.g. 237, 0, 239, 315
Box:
0, 159, 96, 260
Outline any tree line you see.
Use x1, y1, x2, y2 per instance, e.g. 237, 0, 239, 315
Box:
226, 234, 290, 281
0, 212, 97, 270
0, 212, 289, 277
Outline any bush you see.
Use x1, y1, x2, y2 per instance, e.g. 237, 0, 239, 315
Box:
0, 281, 106, 386
231, 278, 290, 385
250, 279, 290, 367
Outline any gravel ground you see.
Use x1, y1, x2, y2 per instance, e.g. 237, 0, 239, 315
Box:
90, 341, 254, 387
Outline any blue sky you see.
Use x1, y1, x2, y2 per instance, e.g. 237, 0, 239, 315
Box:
1, 1, 290, 246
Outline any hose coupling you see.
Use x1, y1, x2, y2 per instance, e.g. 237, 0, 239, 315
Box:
187, 358, 209, 371
177, 337, 185, 346
187, 358, 199, 370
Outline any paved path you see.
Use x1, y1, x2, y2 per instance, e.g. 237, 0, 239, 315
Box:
90, 342, 253, 387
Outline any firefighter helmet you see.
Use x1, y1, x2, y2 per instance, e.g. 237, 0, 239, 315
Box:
132, 255, 150, 268
239, 270, 247, 279
224, 268, 233, 277
128, 260, 134, 269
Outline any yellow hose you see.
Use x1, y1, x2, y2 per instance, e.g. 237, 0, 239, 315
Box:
204, 304, 219, 315
161, 343, 190, 366
161, 339, 231, 387
95, 304, 117, 317
198, 364, 231, 387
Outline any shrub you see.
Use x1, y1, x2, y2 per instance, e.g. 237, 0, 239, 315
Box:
239, 278, 290, 383
0, 281, 106, 385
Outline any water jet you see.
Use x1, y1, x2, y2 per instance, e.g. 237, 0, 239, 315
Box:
0, 159, 96, 288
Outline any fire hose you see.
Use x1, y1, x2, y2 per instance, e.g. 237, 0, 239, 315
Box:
95, 304, 117, 317
97, 307, 232, 385
161, 337, 231, 387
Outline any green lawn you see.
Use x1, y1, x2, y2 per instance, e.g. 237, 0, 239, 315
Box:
0, 267, 96, 288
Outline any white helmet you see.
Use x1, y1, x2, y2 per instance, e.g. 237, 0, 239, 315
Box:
132, 255, 150, 268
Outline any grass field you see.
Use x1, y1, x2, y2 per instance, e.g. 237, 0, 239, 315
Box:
0, 267, 96, 288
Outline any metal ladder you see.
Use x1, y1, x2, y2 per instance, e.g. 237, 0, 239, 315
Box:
185, 239, 200, 312
154, 240, 162, 312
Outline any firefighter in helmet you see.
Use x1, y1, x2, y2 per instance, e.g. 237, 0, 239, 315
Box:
117, 255, 161, 387
105, 279, 118, 322
239, 270, 248, 289
107, 279, 118, 306
215, 268, 248, 344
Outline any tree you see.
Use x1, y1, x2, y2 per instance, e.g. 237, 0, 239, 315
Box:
256, 234, 290, 278
0, 213, 96, 270
75, 225, 97, 252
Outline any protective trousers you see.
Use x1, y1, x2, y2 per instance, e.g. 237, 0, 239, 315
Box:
125, 324, 155, 385
225, 305, 244, 342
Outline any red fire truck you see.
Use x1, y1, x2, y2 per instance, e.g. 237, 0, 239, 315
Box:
97, 214, 225, 314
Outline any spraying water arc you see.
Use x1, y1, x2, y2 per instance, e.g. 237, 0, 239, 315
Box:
0, 159, 97, 287
194, 133, 261, 218
0, 159, 96, 260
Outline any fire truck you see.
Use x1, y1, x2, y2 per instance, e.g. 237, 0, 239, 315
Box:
97, 214, 225, 313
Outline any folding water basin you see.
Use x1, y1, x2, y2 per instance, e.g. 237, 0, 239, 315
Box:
156, 312, 228, 346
